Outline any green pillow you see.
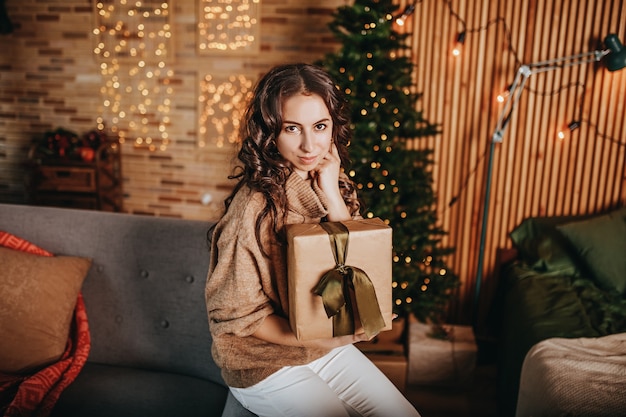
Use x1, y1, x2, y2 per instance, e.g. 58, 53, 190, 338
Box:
509, 215, 583, 274
556, 207, 626, 294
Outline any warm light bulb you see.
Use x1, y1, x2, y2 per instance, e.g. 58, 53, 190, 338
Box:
557, 121, 580, 141
451, 31, 466, 57
497, 84, 513, 103
395, 4, 415, 26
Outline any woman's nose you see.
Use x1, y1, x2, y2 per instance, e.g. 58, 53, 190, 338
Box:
300, 132, 314, 152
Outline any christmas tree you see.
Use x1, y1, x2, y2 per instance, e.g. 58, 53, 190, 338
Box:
318, 0, 459, 323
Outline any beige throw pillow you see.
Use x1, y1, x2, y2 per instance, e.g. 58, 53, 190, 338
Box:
0, 246, 91, 373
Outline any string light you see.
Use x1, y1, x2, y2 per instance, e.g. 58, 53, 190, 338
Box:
557, 120, 580, 141
440, 1, 622, 208
197, 0, 260, 53
395, 4, 416, 26
583, 118, 626, 147
382, 1, 623, 318
451, 31, 466, 57
443, 2, 620, 150
198, 74, 254, 148
333, 1, 460, 317
496, 84, 513, 103
390, 254, 452, 309
94, 1, 173, 150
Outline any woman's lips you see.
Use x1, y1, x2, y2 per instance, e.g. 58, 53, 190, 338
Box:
299, 156, 318, 165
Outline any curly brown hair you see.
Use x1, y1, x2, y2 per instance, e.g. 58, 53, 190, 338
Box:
223, 63, 352, 249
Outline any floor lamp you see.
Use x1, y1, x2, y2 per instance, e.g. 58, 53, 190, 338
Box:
473, 34, 626, 326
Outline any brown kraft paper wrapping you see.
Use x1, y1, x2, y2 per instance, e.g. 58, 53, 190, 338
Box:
286, 218, 393, 341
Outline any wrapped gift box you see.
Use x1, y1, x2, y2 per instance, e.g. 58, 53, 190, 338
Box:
286, 218, 393, 341
407, 316, 477, 386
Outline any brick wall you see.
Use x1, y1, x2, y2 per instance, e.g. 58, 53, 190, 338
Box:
0, 0, 345, 220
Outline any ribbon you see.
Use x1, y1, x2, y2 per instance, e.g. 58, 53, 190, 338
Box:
313, 222, 386, 338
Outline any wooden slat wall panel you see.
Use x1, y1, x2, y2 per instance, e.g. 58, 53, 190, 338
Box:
403, 0, 626, 325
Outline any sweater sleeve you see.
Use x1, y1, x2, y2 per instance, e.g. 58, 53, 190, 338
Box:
206, 193, 275, 338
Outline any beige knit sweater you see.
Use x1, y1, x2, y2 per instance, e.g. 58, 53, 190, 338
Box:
206, 172, 359, 388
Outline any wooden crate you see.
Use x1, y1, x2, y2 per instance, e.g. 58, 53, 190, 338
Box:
36, 166, 96, 192
28, 142, 123, 212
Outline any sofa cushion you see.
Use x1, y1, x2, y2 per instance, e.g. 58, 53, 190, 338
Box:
509, 215, 583, 274
0, 245, 91, 373
556, 207, 626, 294
50, 363, 230, 417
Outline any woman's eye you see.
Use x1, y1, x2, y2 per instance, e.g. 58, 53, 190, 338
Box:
285, 125, 300, 134
314, 123, 327, 131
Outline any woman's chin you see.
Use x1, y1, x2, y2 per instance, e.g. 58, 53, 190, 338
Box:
293, 167, 311, 179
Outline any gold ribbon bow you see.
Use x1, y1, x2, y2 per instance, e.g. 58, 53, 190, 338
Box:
313, 222, 386, 338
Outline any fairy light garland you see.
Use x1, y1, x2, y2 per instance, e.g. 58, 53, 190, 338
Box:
398, 0, 626, 215
93, 0, 173, 151
198, 73, 254, 148
197, 0, 260, 53
336, 8, 455, 311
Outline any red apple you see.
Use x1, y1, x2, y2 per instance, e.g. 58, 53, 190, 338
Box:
80, 147, 95, 162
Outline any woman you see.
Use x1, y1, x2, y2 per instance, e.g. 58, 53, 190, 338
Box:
206, 63, 420, 417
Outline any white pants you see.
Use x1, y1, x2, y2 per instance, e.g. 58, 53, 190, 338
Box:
229, 344, 421, 417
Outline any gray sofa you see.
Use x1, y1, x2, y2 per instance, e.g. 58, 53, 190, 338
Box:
0, 203, 255, 417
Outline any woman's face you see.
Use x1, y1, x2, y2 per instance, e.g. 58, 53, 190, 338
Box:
276, 93, 333, 180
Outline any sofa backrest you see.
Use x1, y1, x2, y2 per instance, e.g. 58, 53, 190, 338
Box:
0, 203, 224, 386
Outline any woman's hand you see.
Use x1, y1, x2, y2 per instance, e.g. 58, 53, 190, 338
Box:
312, 142, 341, 193
303, 327, 375, 350
252, 314, 375, 349
311, 143, 351, 221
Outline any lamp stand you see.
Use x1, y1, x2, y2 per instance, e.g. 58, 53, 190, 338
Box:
472, 47, 612, 327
